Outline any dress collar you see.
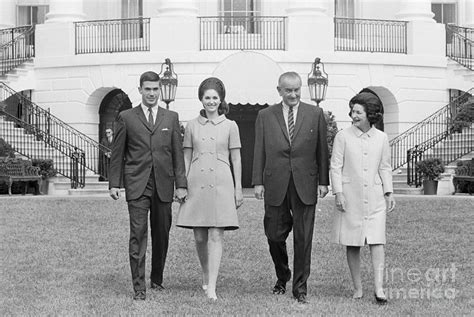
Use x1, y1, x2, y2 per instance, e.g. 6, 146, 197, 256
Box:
198, 114, 226, 125
351, 125, 377, 137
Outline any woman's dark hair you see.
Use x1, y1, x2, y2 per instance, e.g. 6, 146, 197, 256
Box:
349, 91, 383, 125
198, 77, 229, 117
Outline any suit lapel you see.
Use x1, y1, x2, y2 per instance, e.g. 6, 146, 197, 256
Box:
293, 102, 307, 140
134, 105, 152, 132
272, 103, 290, 144
152, 106, 165, 133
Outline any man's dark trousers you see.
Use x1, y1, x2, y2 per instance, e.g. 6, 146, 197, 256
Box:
127, 170, 172, 292
264, 175, 316, 297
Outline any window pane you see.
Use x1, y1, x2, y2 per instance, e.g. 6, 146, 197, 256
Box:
443, 4, 456, 24
431, 4, 442, 23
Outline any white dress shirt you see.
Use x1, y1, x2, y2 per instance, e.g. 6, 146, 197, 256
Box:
141, 103, 158, 124
282, 102, 299, 137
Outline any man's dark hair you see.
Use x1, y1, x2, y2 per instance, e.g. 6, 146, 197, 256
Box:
139, 71, 160, 87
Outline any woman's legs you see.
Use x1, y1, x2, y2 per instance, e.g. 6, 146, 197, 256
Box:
193, 228, 209, 290
369, 244, 386, 298
207, 228, 224, 300
346, 246, 363, 298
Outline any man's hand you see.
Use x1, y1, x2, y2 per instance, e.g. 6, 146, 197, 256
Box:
109, 187, 120, 200
254, 185, 264, 200
175, 188, 187, 204
318, 185, 329, 198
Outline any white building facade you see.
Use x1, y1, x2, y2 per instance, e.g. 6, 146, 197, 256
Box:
0, 0, 473, 189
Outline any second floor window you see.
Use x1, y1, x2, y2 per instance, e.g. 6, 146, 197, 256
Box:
431, 3, 456, 24
121, 0, 143, 39
219, 0, 261, 34
17, 5, 49, 26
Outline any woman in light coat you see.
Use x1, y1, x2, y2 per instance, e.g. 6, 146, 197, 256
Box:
330, 91, 396, 304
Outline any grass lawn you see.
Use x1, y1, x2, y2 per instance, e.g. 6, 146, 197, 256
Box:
1, 195, 472, 315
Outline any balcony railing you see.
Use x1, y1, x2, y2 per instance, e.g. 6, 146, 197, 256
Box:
75, 18, 150, 54
446, 24, 473, 70
335, 17, 407, 54
199, 16, 286, 50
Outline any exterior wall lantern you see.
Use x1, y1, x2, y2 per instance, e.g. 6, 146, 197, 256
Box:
307, 57, 328, 106
159, 58, 178, 109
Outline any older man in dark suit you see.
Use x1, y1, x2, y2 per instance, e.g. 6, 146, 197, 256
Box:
109, 71, 187, 300
252, 71, 329, 304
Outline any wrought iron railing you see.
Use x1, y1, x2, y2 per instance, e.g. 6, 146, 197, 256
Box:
199, 16, 286, 50
446, 24, 473, 70
0, 25, 35, 76
0, 110, 86, 188
334, 17, 407, 54
75, 17, 150, 54
0, 25, 33, 45
390, 88, 474, 172
0, 82, 111, 185
407, 117, 473, 187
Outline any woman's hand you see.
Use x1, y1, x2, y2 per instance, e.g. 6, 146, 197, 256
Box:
385, 193, 396, 212
335, 192, 346, 212
235, 188, 243, 209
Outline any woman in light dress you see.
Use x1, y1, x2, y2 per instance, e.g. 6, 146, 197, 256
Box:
176, 77, 243, 301
330, 91, 396, 304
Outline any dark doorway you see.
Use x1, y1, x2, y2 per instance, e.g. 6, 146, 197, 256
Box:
227, 103, 268, 188
98, 89, 132, 180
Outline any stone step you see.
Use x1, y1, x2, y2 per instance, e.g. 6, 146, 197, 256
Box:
394, 187, 423, 195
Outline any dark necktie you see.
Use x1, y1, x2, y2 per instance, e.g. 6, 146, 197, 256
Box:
148, 107, 154, 127
288, 106, 295, 141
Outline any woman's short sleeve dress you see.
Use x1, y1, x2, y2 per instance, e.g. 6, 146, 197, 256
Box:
176, 115, 241, 230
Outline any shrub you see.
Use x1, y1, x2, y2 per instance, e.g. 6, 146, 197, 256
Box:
324, 111, 338, 159
32, 159, 58, 180
0, 138, 15, 158
451, 103, 474, 133
416, 157, 445, 181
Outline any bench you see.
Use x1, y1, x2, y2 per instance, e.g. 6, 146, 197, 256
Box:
453, 158, 474, 195
0, 159, 42, 195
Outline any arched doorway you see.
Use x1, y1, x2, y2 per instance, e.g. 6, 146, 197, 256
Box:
99, 89, 132, 139
227, 103, 268, 188
98, 89, 132, 180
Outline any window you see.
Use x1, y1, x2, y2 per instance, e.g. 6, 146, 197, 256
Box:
335, 0, 355, 39
219, 0, 261, 34
121, 0, 143, 39
431, 3, 456, 24
17, 5, 49, 26
335, 0, 355, 18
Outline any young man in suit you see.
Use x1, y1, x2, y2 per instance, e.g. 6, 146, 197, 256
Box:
109, 71, 187, 300
252, 71, 329, 304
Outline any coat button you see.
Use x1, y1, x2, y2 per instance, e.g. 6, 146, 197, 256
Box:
210, 168, 214, 171
201, 168, 204, 172
209, 184, 214, 188
202, 137, 205, 140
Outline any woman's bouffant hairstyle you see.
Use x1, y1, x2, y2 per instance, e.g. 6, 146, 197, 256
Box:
349, 91, 384, 125
198, 77, 229, 117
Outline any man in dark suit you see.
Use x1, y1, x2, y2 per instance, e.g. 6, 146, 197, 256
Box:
109, 71, 187, 300
252, 71, 329, 304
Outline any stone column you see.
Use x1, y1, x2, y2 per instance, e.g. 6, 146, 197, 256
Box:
45, 0, 85, 23
465, 0, 474, 28
396, 0, 435, 23
0, 0, 16, 29
285, 0, 333, 53
396, 0, 444, 56
151, 0, 198, 52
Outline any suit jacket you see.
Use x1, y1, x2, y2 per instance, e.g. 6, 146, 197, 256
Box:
252, 102, 330, 206
109, 105, 187, 202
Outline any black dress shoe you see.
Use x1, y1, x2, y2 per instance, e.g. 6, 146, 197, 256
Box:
374, 293, 388, 305
151, 282, 165, 291
133, 290, 146, 300
295, 294, 309, 304
272, 280, 286, 295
